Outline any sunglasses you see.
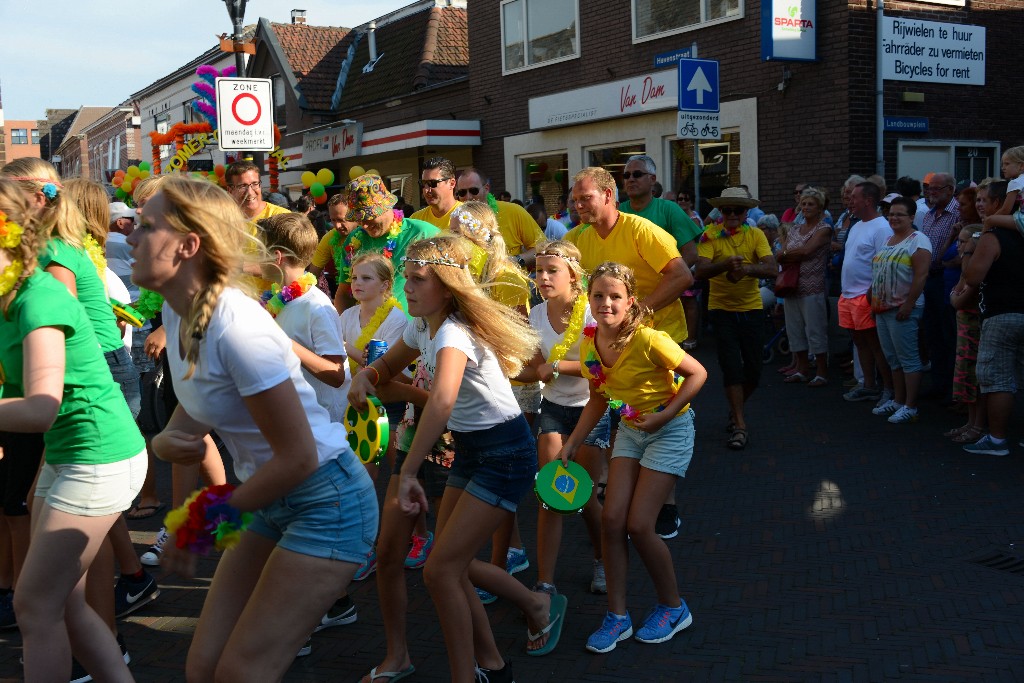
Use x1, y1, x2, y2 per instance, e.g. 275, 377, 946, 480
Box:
456, 187, 482, 199
419, 178, 451, 189
720, 207, 747, 216
622, 171, 649, 180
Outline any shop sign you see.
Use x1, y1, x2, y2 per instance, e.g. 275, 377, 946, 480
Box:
302, 123, 363, 165
761, 0, 818, 62
881, 17, 984, 85
528, 71, 677, 130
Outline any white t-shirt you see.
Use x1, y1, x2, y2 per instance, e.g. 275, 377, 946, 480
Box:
339, 304, 409, 357
841, 216, 893, 298
163, 288, 355, 481
275, 285, 347, 422
529, 300, 595, 407
402, 315, 521, 432
105, 232, 137, 298
1008, 174, 1024, 194
105, 267, 132, 350
914, 197, 929, 230
545, 218, 568, 240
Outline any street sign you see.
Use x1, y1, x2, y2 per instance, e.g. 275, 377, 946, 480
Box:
677, 111, 721, 141
677, 58, 720, 113
215, 77, 275, 151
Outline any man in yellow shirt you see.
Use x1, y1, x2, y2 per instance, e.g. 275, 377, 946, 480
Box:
694, 187, 777, 451
410, 156, 461, 230
226, 160, 291, 224
455, 168, 545, 269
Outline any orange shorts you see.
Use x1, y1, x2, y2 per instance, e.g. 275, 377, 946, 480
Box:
838, 294, 876, 331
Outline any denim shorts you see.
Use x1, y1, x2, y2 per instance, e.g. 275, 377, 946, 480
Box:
875, 308, 924, 373
35, 449, 147, 516
105, 345, 141, 420
449, 415, 537, 513
248, 457, 379, 563
613, 408, 695, 478
536, 398, 611, 449
393, 450, 451, 500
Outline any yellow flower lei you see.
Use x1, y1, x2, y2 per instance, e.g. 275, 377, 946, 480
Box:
0, 260, 24, 298
83, 234, 107, 285
0, 212, 25, 297
350, 296, 402, 373
547, 295, 588, 365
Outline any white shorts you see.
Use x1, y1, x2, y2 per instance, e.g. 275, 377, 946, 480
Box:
35, 449, 148, 517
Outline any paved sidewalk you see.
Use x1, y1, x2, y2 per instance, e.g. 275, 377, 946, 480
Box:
3, 343, 1024, 682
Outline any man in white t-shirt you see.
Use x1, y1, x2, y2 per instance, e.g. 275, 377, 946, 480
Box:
107, 201, 137, 296
838, 181, 894, 404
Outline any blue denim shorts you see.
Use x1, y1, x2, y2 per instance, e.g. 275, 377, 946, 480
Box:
875, 308, 924, 373
449, 415, 537, 513
105, 345, 141, 420
537, 398, 611, 449
613, 408, 695, 478
248, 457, 379, 563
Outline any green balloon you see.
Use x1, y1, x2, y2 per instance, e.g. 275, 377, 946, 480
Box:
310, 182, 326, 197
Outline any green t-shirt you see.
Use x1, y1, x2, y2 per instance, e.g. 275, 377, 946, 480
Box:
619, 197, 703, 252
338, 218, 441, 311
0, 270, 144, 464
39, 238, 122, 352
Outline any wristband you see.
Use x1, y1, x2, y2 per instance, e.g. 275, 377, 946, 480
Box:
364, 366, 380, 386
551, 359, 560, 379
164, 484, 251, 555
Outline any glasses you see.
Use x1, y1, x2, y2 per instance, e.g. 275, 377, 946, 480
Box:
622, 171, 649, 180
230, 181, 261, 192
419, 178, 452, 189
720, 206, 747, 216
456, 187, 482, 199
677, 196, 692, 203
927, 185, 952, 193
888, 212, 911, 219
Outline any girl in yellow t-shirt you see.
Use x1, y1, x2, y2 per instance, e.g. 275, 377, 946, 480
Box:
559, 261, 707, 654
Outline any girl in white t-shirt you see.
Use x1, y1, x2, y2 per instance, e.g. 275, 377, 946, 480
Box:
983, 146, 1024, 236
349, 235, 555, 682
128, 177, 377, 682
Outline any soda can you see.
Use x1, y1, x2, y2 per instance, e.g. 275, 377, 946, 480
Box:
366, 339, 389, 364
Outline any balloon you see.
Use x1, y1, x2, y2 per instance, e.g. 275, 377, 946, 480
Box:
131, 177, 141, 190
214, 164, 226, 177
348, 165, 365, 180
313, 193, 328, 205
139, 171, 150, 179
139, 161, 150, 172
208, 172, 218, 183
115, 188, 126, 200
126, 165, 140, 177
538, 163, 549, 173
554, 170, 564, 183
310, 182, 326, 198
316, 168, 335, 186
121, 180, 133, 193
301, 171, 316, 188
365, 169, 379, 177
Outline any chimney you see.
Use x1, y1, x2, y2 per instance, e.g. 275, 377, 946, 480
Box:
368, 21, 377, 62
291, 9, 306, 25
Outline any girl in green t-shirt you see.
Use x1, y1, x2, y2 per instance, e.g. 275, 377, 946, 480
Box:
0, 177, 145, 682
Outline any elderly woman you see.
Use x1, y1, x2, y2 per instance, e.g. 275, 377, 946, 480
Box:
777, 187, 832, 386
675, 189, 703, 227
868, 197, 931, 423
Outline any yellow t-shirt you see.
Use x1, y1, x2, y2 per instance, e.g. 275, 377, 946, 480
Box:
565, 212, 687, 342
696, 226, 772, 312
496, 201, 545, 256
411, 202, 462, 231
311, 230, 337, 269
249, 201, 291, 226
580, 326, 687, 417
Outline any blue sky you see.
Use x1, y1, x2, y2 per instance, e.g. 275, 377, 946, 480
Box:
0, 0, 409, 120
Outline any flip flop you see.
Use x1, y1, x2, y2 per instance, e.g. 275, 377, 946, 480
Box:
126, 503, 165, 520
783, 372, 807, 383
807, 376, 828, 387
526, 593, 567, 657
366, 665, 416, 682
727, 428, 748, 450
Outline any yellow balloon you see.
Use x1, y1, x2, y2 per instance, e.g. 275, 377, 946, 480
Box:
316, 168, 335, 186
348, 165, 365, 180
301, 171, 316, 188
126, 165, 140, 177
365, 169, 379, 177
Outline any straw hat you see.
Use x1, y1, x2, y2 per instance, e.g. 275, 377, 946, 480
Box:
344, 174, 397, 222
707, 186, 759, 209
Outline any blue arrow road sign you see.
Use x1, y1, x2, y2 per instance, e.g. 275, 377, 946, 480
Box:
677, 58, 720, 113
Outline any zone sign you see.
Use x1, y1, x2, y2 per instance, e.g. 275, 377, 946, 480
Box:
215, 78, 275, 151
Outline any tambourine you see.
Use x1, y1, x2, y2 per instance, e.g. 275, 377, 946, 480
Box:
111, 300, 145, 328
344, 395, 390, 465
534, 460, 593, 515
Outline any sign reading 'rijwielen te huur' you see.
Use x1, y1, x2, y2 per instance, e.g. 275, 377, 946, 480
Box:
881, 16, 985, 85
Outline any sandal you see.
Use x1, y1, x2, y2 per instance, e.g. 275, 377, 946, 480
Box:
783, 372, 807, 384
807, 376, 828, 388
364, 665, 416, 682
726, 428, 748, 450
943, 423, 971, 438
126, 503, 165, 520
952, 426, 984, 444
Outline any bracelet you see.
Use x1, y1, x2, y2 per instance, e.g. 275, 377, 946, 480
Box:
551, 359, 560, 379
379, 355, 395, 377
364, 366, 380, 386
164, 484, 251, 555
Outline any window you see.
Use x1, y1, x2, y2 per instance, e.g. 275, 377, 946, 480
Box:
10, 129, 28, 145
668, 131, 742, 217
587, 143, 646, 198
519, 153, 569, 210
501, 0, 579, 74
633, 0, 742, 43
31, 129, 39, 145
271, 75, 287, 130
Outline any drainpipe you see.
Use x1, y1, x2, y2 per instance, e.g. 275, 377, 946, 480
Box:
368, 21, 377, 62
876, 0, 885, 176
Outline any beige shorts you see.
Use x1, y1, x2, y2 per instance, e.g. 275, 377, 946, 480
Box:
510, 382, 542, 414
35, 449, 147, 517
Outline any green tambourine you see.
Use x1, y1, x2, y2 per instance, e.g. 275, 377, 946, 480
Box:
534, 460, 593, 515
344, 395, 390, 465
111, 299, 145, 328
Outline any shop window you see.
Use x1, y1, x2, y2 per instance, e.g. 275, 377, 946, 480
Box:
10, 129, 28, 145
31, 129, 40, 145
668, 131, 741, 218
502, 0, 579, 74
587, 144, 646, 199
519, 153, 569, 212
633, 0, 742, 43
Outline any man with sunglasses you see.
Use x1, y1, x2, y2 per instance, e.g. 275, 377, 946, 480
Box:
226, 160, 290, 224
455, 168, 544, 269
410, 156, 462, 230
695, 188, 777, 451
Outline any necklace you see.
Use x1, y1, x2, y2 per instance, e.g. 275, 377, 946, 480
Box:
333, 219, 403, 277
350, 296, 402, 373
546, 295, 587, 365
699, 222, 752, 243
260, 272, 317, 318
83, 234, 107, 284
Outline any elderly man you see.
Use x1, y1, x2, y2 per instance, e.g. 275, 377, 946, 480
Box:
410, 156, 461, 230
618, 155, 702, 267
456, 167, 545, 269
225, 160, 290, 223
107, 201, 137, 294
919, 171, 960, 402
694, 187, 777, 451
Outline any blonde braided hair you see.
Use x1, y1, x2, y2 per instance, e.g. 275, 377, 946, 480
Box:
0, 157, 87, 249
0, 178, 45, 318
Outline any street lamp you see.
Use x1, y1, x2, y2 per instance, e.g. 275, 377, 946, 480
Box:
223, 0, 248, 75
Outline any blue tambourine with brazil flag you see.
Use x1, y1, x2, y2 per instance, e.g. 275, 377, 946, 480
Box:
534, 460, 593, 514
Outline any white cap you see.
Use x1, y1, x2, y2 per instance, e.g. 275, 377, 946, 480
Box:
109, 202, 135, 221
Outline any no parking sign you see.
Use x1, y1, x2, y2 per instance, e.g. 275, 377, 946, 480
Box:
215, 78, 275, 151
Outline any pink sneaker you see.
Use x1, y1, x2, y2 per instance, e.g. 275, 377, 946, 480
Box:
405, 532, 433, 569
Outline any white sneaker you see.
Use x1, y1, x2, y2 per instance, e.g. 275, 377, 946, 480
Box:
590, 559, 607, 594
140, 527, 168, 567
871, 399, 900, 416
888, 406, 919, 424
873, 390, 894, 410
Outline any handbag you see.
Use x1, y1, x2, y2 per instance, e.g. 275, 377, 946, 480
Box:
774, 262, 800, 298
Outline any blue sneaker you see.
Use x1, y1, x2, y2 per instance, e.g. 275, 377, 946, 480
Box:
352, 549, 377, 581
585, 612, 633, 653
475, 587, 498, 605
505, 547, 529, 575
634, 601, 693, 644
963, 434, 1010, 456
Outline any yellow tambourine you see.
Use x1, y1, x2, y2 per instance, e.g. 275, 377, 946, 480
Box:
111, 299, 145, 328
344, 395, 390, 465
